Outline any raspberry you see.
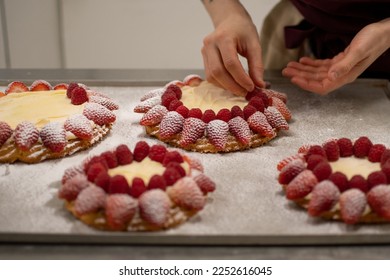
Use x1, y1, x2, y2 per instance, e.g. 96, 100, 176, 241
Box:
307, 154, 326, 170
246, 87, 269, 107
286, 170, 318, 200
337, 138, 353, 157
84, 155, 108, 172
148, 144, 167, 163
106, 194, 137, 230
71, 87, 88, 105
162, 151, 184, 166
329, 172, 349, 192
66, 83, 78, 98
278, 159, 305, 185
101, 151, 118, 169
168, 99, 183, 111
163, 167, 182, 186
94, 171, 110, 192
167, 177, 205, 210
161, 91, 177, 108
129, 177, 147, 198
353, 136, 373, 158
230, 105, 244, 119
202, 109, 216, 123
165, 161, 186, 177
308, 180, 340, 217
216, 108, 232, 122
139, 189, 171, 226
74, 186, 106, 216
380, 149, 390, 168
367, 171, 387, 189
312, 161, 332, 181
165, 84, 182, 99
306, 145, 327, 159
188, 108, 203, 119
323, 141, 340, 162
87, 162, 107, 182
349, 175, 368, 193
148, 175, 167, 190
0, 121, 12, 147
243, 105, 257, 120
140, 105, 168, 126
108, 175, 130, 194
59, 174, 90, 201
179, 118, 206, 146
206, 119, 229, 150
133, 141, 150, 162
175, 105, 189, 118
382, 161, 390, 181
277, 154, 304, 171
248, 96, 265, 112
115, 144, 133, 165
367, 184, 390, 220
192, 171, 216, 193
340, 189, 367, 224
228, 116, 251, 145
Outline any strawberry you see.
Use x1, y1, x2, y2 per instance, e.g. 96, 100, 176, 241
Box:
206, 119, 229, 150
148, 174, 167, 190
183, 74, 202, 86
70, 87, 88, 105
313, 161, 332, 181
101, 151, 118, 168
263, 89, 287, 103
134, 96, 161, 113
179, 118, 206, 146
163, 167, 182, 186
216, 108, 232, 122
106, 194, 138, 230
88, 95, 119, 111
306, 145, 327, 159
368, 144, 386, 163
167, 177, 205, 210
64, 114, 93, 140
182, 154, 204, 172
278, 158, 305, 185
159, 111, 185, 139
66, 83, 78, 98
0, 91, 5, 97
0, 122, 13, 147
168, 99, 183, 111
228, 116, 251, 145
247, 111, 275, 137
162, 150, 184, 166
140, 88, 164, 102
308, 180, 340, 216
285, 170, 318, 200
270, 97, 291, 121
94, 171, 110, 192
349, 175, 368, 193
83, 103, 116, 125
115, 144, 133, 165
53, 83, 68, 90
133, 141, 150, 162
191, 170, 216, 193
40, 122, 67, 152
165, 84, 182, 99
108, 175, 130, 194
139, 189, 171, 226
140, 105, 168, 126
202, 109, 216, 123
298, 144, 311, 155
166, 80, 185, 87
337, 137, 353, 157
367, 184, 390, 220
165, 161, 186, 177
59, 174, 90, 201
277, 154, 304, 171
74, 186, 106, 216
323, 140, 340, 162
380, 149, 390, 168
161, 91, 177, 108
188, 108, 203, 119
263, 107, 289, 130
248, 96, 265, 112
230, 105, 244, 119
353, 136, 373, 158
30, 80, 51, 91
367, 171, 387, 189
329, 171, 349, 192
129, 177, 147, 198
5, 81, 29, 94
307, 154, 326, 170
243, 105, 257, 120
175, 105, 189, 118
87, 162, 107, 182
148, 144, 167, 163
339, 188, 367, 224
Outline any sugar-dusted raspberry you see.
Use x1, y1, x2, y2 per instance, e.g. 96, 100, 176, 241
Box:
84, 155, 108, 173
329, 172, 349, 192
74, 186, 106, 216
306, 145, 327, 160
382, 161, 390, 181
30, 80, 52, 91
263, 107, 289, 130
380, 149, 390, 168
71, 87, 88, 105
277, 154, 304, 171
161, 91, 177, 108
139, 189, 171, 226
40, 122, 67, 153
159, 111, 185, 139
87, 162, 107, 182
243, 105, 257, 120
248, 96, 264, 112
165, 162, 186, 177
175, 105, 189, 118
106, 194, 138, 230
202, 109, 216, 123
307, 154, 326, 171
337, 138, 354, 157
216, 108, 232, 122
246, 87, 269, 107
14, 121, 39, 151
83, 103, 116, 125
66, 83, 78, 98
129, 177, 147, 198
140, 105, 168, 126
101, 151, 118, 168
59, 174, 90, 201
367, 184, 390, 220
313, 161, 332, 181
94, 171, 110, 192
270, 97, 291, 121
367, 171, 387, 189
278, 158, 305, 185
323, 140, 340, 162
162, 150, 184, 166
349, 175, 368, 193
163, 167, 182, 186
192, 170, 216, 194
228, 116, 251, 145
353, 136, 373, 158
248, 111, 275, 138
340, 188, 367, 224
179, 118, 206, 146
115, 144, 133, 165
62, 165, 84, 184
133, 141, 150, 162
108, 175, 130, 194
148, 174, 167, 190
167, 177, 205, 210
308, 180, 340, 217
168, 99, 183, 111
165, 84, 182, 99
64, 114, 93, 140
188, 108, 203, 119
0, 121, 12, 147
230, 105, 244, 119
206, 119, 229, 150
286, 170, 318, 200
134, 96, 161, 113
148, 144, 167, 163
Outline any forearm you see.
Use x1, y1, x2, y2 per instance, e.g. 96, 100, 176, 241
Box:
201, 0, 250, 27
378, 18, 390, 48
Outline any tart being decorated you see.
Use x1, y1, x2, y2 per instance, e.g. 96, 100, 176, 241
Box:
0, 80, 118, 163
277, 136, 390, 224
134, 75, 292, 153
58, 141, 215, 231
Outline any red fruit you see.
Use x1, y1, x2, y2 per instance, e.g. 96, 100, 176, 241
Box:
270, 97, 291, 121
230, 105, 244, 119
263, 107, 289, 130
115, 144, 133, 165
165, 84, 182, 99
74, 186, 106, 216
368, 144, 386, 163
129, 177, 147, 198
206, 119, 229, 150
159, 111, 185, 139
306, 145, 327, 159
133, 141, 150, 162
175, 105, 189, 118
108, 175, 130, 194
228, 116, 251, 145
323, 141, 340, 162
246, 87, 269, 107
62, 165, 84, 184
382, 161, 390, 181
140, 105, 168, 126
84, 155, 108, 173
106, 194, 138, 230
248, 96, 265, 112
188, 108, 203, 119
140, 88, 164, 101
5, 81, 29, 94
40, 122, 67, 152
277, 154, 304, 171
59, 174, 90, 201
367, 171, 387, 189
243, 105, 257, 120
192, 170, 216, 193
216, 108, 232, 122
337, 138, 354, 157
70, 86, 88, 105
161, 91, 177, 108
182, 154, 204, 172
64, 114, 93, 140
278, 158, 306, 185
162, 150, 184, 166
353, 136, 373, 158
14, 121, 39, 151
202, 109, 216, 123
380, 149, 390, 167
53, 83, 68, 90
263, 89, 288, 103
168, 99, 183, 111
94, 171, 110, 192
329, 172, 349, 192
134, 96, 161, 113
88, 95, 119, 111
101, 151, 118, 168
179, 118, 206, 146
298, 144, 311, 155
247, 111, 275, 138
308, 180, 340, 216
349, 175, 368, 193
313, 161, 332, 181
367, 184, 390, 220
139, 189, 171, 226
307, 154, 326, 170
163, 167, 182, 186
30, 80, 51, 91
340, 188, 367, 224
148, 144, 167, 163
165, 162, 186, 177
66, 83, 78, 98
167, 177, 205, 210
87, 162, 107, 182
0, 91, 5, 97
148, 174, 167, 190
0, 122, 12, 147
183, 74, 202, 86
286, 170, 318, 200
83, 103, 116, 125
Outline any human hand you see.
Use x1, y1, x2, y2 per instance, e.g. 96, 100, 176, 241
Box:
282, 19, 390, 95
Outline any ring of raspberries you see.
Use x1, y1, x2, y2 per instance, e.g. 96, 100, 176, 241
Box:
277, 136, 390, 224
134, 75, 292, 153
0, 80, 118, 163
59, 141, 216, 231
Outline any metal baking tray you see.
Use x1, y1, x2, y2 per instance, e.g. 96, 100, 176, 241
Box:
1, 78, 390, 245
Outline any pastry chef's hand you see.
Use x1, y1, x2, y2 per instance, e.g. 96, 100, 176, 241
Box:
282, 18, 390, 95
201, 0, 265, 96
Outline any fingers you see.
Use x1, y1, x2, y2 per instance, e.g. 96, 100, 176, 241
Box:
328, 48, 362, 81
246, 41, 265, 88
290, 76, 335, 95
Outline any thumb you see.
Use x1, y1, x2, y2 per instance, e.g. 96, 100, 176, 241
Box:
328, 47, 359, 81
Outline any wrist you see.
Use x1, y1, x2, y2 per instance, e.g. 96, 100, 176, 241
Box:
202, 0, 250, 27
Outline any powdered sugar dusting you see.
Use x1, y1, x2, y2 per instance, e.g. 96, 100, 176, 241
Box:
139, 189, 171, 226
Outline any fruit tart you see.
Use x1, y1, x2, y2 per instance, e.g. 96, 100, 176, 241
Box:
134, 75, 292, 153
58, 141, 215, 231
0, 80, 118, 163
277, 136, 390, 224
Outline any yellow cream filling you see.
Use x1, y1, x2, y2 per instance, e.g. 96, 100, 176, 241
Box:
180, 81, 247, 112
330, 157, 381, 180
0, 90, 85, 129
